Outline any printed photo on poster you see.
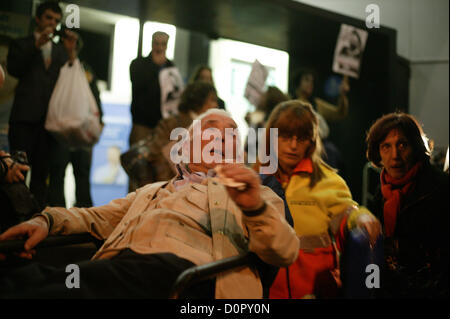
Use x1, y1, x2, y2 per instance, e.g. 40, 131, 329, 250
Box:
332, 24, 368, 79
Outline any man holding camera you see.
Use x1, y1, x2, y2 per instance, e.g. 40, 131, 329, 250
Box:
7, 1, 78, 209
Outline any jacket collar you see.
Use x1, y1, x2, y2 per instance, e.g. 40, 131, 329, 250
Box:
400, 162, 442, 211
292, 158, 313, 174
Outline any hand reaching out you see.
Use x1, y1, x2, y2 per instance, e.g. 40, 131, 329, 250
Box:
0, 217, 49, 260
0, 151, 30, 183
339, 75, 350, 96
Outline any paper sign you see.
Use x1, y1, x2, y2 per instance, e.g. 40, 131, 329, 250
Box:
332, 24, 368, 79
244, 59, 268, 106
159, 67, 184, 119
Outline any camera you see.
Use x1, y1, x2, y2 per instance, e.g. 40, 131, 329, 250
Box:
11, 150, 29, 165
53, 25, 68, 39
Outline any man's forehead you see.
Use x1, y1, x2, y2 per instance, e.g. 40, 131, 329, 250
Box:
43, 9, 61, 18
153, 35, 168, 42
201, 114, 237, 129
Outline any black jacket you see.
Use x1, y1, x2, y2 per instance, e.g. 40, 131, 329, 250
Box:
7, 36, 68, 124
368, 162, 449, 298
129, 53, 174, 128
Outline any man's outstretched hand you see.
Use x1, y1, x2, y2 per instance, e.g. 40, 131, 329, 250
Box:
0, 217, 49, 260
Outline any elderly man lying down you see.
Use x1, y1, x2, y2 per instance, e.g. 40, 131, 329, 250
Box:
0, 109, 299, 299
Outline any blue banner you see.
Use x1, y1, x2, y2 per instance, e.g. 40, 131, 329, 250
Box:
91, 103, 131, 206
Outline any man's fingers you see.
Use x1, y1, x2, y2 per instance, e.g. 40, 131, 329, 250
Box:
16, 173, 25, 181
18, 251, 34, 260
226, 170, 259, 187
218, 164, 257, 180
16, 170, 25, 181
24, 232, 43, 252
0, 225, 27, 241
17, 164, 30, 172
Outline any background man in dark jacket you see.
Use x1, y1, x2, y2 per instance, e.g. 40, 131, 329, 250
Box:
128, 31, 176, 191
7, 1, 78, 209
366, 112, 449, 298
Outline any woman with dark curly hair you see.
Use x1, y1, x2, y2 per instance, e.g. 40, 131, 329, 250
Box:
366, 112, 449, 298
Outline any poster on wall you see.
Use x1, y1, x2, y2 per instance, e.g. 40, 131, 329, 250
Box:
332, 24, 368, 79
90, 103, 131, 206
159, 66, 184, 119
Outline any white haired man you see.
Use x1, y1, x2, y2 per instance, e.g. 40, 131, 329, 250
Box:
0, 110, 299, 298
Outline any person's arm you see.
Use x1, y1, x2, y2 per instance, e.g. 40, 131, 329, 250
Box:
129, 58, 147, 89
7, 37, 42, 78
315, 76, 350, 122
0, 151, 30, 183
323, 172, 381, 248
315, 96, 349, 122
149, 117, 172, 157
243, 187, 299, 267
0, 190, 137, 257
39, 191, 136, 239
218, 164, 299, 267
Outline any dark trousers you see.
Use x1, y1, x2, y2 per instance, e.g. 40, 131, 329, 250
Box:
48, 139, 93, 208
0, 250, 215, 298
8, 122, 51, 210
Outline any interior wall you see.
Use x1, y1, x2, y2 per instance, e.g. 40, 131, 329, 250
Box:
293, 0, 449, 148
408, 0, 449, 149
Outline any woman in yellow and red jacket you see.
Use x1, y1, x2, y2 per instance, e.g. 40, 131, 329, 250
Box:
258, 100, 381, 299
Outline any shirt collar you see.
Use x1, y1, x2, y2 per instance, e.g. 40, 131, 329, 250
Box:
173, 164, 214, 190
292, 158, 314, 174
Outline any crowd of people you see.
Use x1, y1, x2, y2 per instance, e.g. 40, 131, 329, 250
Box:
0, 1, 448, 299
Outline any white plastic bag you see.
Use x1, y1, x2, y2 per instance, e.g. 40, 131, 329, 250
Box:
45, 58, 102, 148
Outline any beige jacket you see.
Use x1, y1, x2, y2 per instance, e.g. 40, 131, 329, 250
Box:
41, 178, 299, 298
